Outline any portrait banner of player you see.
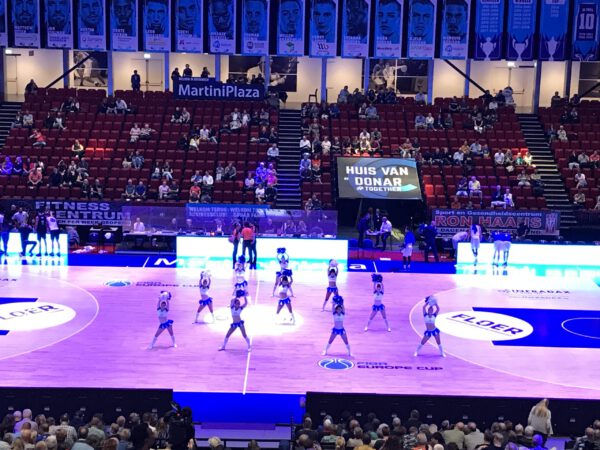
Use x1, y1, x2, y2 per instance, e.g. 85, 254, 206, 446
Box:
277, 0, 305, 55
539, 0, 568, 60
175, 0, 201, 51
374, 0, 402, 57
77, 0, 105, 49
143, 0, 169, 51
572, 0, 600, 61
11, 0, 40, 47
45, 0, 72, 47
341, 0, 369, 57
110, 0, 137, 50
473, 0, 503, 60
407, 0, 436, 58
309, 0, 338, 56
0, 0, 9, 46
440, 0, 469, 59
208, 0, 235, 53
242, 0, 269, 54
506, 0, 536, 60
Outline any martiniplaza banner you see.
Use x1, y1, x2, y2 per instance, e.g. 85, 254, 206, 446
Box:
277, 0, 304, 55
208, 0, 235, 53
572, 0, 600, 61
44, 0, 73, 47
336, 157, 422, 200
432, 209, 561, 237
110, 0, 137, 51
77, 0, 106, 49
473, 0, 504, 60
309, 0, 338, 56
374, 0, 402, 57
539, 0, 569, 61
175, 0, 201, 51
11, 0, 40, 47
242, 0, 269, 54
143, 0, 169, 51
440, 0, 469, 59
407, 0, 436, 58
506, 0, 537, 60
341, 0, 370, 57
173, 77, 265, 100
0, 0, 6, 47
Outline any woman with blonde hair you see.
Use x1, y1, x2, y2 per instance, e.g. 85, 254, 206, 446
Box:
335, 437, 346, 450
527, 399, 553, 445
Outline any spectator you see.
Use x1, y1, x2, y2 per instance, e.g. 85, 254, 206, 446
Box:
122, 179, 136, 200
151, 164, 161, 180
131, 70, 141, 91
468, 176, 482, 199
48, 168, 62, 187
503, 188, 514, 209
444, 113, 454, 128
12, 111, 24, 128
453, 149, 464, 166
132, 150, 144, 169
201, 67, 210, 77
573, 189, 586, 208
23, 110, 34, 128
267, 144, 280, 162
575, 169, 587, 188
183, 64, 193, 77
28, 168, 43, 188
80, 178, 91, 198
268, 127, 279, 143
338, 86, 350, 103
300, 154, 311, 179
171, 107, 183, 123
255, 183, 265, 203
215, 163, 224, 182
90, 178, 103, 199
244, 172, 256, 194
171, 67, 181, 82
493, 149, 505, 166
116, 98, 129, 114
135, 181, 147, 200
443, 423, 465, 449
130, 123, 141, 142
224, 162, 237, 180
415, 90, 426, 105
189, 183, 201, 203
202, 170, 214, 188
14, 156, 25, 176
181, 108, 191, 124
527, 400, 553, 445
309, 119, 323, 139
415, 114, 426, 130
590, 150, 599, 168
1, 156, 13, 175
568, 150, 580, 170
139, 123, 156, 140
25, 79, 38, 94
491, 185, 505, 208
517, 169, 530, 187
470, 140, 482, 156
523, 151, 533, 166
162, 161, 173, 181
557, 125, 568, 142
425, 113, 435, 130
191, 170, 202, 184
30, 129, 47, 147
300, 135, 311, 153
594, 195, 600, 210
158, 180, 170, 200
72, 139, 85, 158
366, 104, 378, 120
578, 152, 591, 168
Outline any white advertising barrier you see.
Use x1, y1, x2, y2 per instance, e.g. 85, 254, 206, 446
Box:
457, 242, 600, 267
5, 232, 68, 255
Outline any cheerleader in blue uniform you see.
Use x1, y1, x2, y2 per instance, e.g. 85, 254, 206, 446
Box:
272, 248, 295, 297
219, 290, 251, 352
414, 295, 445, 357
274, 274, 296, 324
321, 259, 339, 311
364, 274, 391, 332
323, 304, 352, 356
194, 270, 215, 323
233, 256, 249, 300
470, 224, 482, 264
148, 291, 176, 349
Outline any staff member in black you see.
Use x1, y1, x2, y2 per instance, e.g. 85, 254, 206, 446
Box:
422, 220, 439, 262
35, 209, 49, 256
357, 212, 370, 248
230, 222, 241, 269
19, 217, 38, 257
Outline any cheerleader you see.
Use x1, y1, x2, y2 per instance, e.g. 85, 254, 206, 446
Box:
272, 248, 295, 297
274, 274, 295, 324
470, 224, 482, 264
219, 290, 251, 352
323, 304, 352, 357
194, 270, 215, 323
148, 291, 177, 349
233, 256, 249, 300
365, 274, 391, 332
321, 259, 339, 311
414, 295, 445, 357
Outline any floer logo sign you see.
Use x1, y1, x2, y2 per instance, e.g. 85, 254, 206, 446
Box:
174, 77, 265, 100
0, 302, 76, 331
436, 311, 534, 341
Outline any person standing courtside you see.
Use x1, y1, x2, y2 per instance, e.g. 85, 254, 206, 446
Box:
423, 220, 439, 263
230, 222, 241, 269
241, 222, 256, 269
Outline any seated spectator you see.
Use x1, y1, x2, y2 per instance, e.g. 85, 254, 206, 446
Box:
444, 113, 454, 128
358, 102, 368, 119
311, 155, 322, 183
53, 112, 67, 130
300, 154, 311, 179
338, 86, 351, 103
366, 104, 378, 120
265, 185, 277, 203
158, 180, 170, 200
266, 168, 278, 186
267, 144, 280, 162
574, 169, 587, 188
244, 172, 256, 193
522, 151, 533, 166
578, 151, 591, 168
567, 150, 579, 170
300, 135, 312, 153
451, 196, 461, 209
470, 140, 482, 156
385, 87, 396, 103
473, 114, 484, 133
241, 110, 251, 127
80, 178, 91, 198
224, 162, 237, 180
594, 195, 600, 210
331, 137, 341, 154
202, 170, 214, 189
530, 168, 544, 196
456, 177, 468, 197
13, 156, 25, 176
517, 169, 531, 187
312, 137, 322, 154
255, 183, 266, 203
139, 123, 156, 140
504, 188, 514, 209
106, 96, 118, 114
116, 98, 129, 114
30, 129, 47, 147
129, 123, 142, 142
230, 114, 242, 133
162, 161, 173, 181
132, 150, 144, 169
135, 181, 147, 200
181, 107, 191, 124
415, 114, 427, 130
171, 107, 183, 123
255, 162, 267, 183
215, 163, 224, 182
268, 127, 279, 143
168, 180, 180, 200
491, 185, 505, 208
590, 150, 599, 168
468, 176, 482, 199
504, 149, 514, 166
61, 97, 80, 113
254, 125, 269, 142
23, 110, 34, 127
12, 111, 24, 128
48, 167, 62, 187
76, 157, 89, 176
189, 183, 201, 203
415, 90, 426, 105
190, 170, 202, 184
573, 189, 585, 208
259, 108, 270, 125
329, 103, 340, 118
557, 125, 568, 142
71, 139, 85, 158
122, 178, 136, 201
453, 149, 464, 165
309, 118, 322, 138
1, 156, 13, 175
570, 108, 579, 123
425, 113, 435, 130
318, 136, 331, 155
90, 178, 103, 199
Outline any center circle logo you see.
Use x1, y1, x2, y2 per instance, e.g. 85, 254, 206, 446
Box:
318, 358, 355, 370
436, 311, 534, 341
0, 302, 76, 331
104, 280, 131, 287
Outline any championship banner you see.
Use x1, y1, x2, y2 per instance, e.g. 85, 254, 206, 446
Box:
173, 77, 265, 100
309, 0, 338, 57
0, 0, 6, 47
336, 157, 422, 200
77, 0, 106, 49
341, 0, 370, 57
110, 0, 137, 51
506, 0, 537, 60
572, 0, 600, 61
11, 0, 40, 47
440, 0, 470, 59
143, 0, 169, 51
242, 0, 269, 54
407, 0, 436, 58
277, 0, 305, 55
175, 0, 201, 51
208, 0, 235, 53
45, 0, 73, 47
539, 0, 569, 61
374, 0, 402, 58
432, 209, 561, 237
473, 0, 503, 60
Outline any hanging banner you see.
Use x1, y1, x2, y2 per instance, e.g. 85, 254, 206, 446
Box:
407, 0, 436, 58
539, 0, 569, 60
0, 0, 6, 47
110, 0, 137, 50
77, 0, 106, 49
143, 0, 169, 51
11, 0, 40, 47
473, 0, 503, 60
175, 0, 201, 51
242, 0, 269, 54
440, 0, 470, 59
506, 0, 537, 60
208, 0, 235, 53
341, 0, 370, 57
309, 0, 338, 57
572, 0, 600, 61
44, 0, 73, 47
277, 0, 304, 55
374, 0, 402, 58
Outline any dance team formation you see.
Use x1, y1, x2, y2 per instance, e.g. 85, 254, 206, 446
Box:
149, 248, 445, 357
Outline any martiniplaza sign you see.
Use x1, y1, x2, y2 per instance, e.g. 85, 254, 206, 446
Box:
174, 77, 265, 100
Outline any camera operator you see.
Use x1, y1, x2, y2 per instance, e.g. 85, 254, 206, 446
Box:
165, 405, 195, 450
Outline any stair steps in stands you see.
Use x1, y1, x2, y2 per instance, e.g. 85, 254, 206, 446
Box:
275, 109, 302, 209
0, 102, 22, 148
